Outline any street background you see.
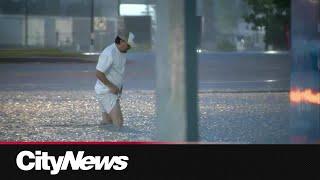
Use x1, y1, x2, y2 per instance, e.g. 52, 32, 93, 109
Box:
1, 0, 306, 143
0, 52, 290, 143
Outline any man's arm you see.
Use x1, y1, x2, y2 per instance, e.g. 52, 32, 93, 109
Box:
96, 70, 120, 94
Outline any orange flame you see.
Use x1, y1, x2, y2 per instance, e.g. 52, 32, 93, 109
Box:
290, 88, 320, 105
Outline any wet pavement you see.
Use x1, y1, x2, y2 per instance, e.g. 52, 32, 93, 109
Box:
0, 52, 291, 92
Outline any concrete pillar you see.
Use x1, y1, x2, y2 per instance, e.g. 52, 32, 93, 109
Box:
290, 0, 320, 143
90, 0, 95, 52
155, 0, 198, 141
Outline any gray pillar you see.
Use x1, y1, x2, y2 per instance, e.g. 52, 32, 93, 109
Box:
117, 0, 120, 16
24, 0, 29, 47
155, 0, 198, 141
290, 0, 320, 143
90, 0, 95, 52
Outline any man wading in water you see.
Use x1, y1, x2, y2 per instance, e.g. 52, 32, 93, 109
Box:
95, 31, 135, 128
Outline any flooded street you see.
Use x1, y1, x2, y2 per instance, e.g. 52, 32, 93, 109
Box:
0, 90, 289, 143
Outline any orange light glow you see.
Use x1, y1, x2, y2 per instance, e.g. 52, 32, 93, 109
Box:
290, 88, 320, 105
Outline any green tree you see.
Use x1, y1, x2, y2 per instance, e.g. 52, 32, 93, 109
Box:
243, 0, 290, 50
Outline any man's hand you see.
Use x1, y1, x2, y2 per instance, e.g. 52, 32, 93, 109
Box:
96, 70, 120, 95
109, 84, 120, 95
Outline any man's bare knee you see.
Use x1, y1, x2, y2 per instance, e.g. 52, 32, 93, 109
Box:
111, 113, 123, 128
109, 102, 124, 128
114, 117, 123, 128
102, 112, 112, 124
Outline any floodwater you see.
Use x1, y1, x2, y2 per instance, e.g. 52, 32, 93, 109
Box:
0, 90, 289, 143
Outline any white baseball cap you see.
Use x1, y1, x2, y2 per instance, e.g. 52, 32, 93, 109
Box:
118, 31, 136, 47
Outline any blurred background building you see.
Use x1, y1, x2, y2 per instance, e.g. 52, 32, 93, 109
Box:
0, 0, 118, 51
0, 0, 291, 53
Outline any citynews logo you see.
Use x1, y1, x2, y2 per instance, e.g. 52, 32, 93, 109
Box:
16, 151, 129, 175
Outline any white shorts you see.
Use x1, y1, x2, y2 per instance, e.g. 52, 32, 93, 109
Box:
96, 93, 118, 114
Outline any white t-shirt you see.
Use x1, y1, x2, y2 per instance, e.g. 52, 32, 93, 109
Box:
95, 43, 127, 94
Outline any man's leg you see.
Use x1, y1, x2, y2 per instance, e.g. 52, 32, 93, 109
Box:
101, 112, 112, 124
109, 100, 124, 128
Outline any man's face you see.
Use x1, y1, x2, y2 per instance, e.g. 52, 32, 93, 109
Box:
118, 40, 131, 53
